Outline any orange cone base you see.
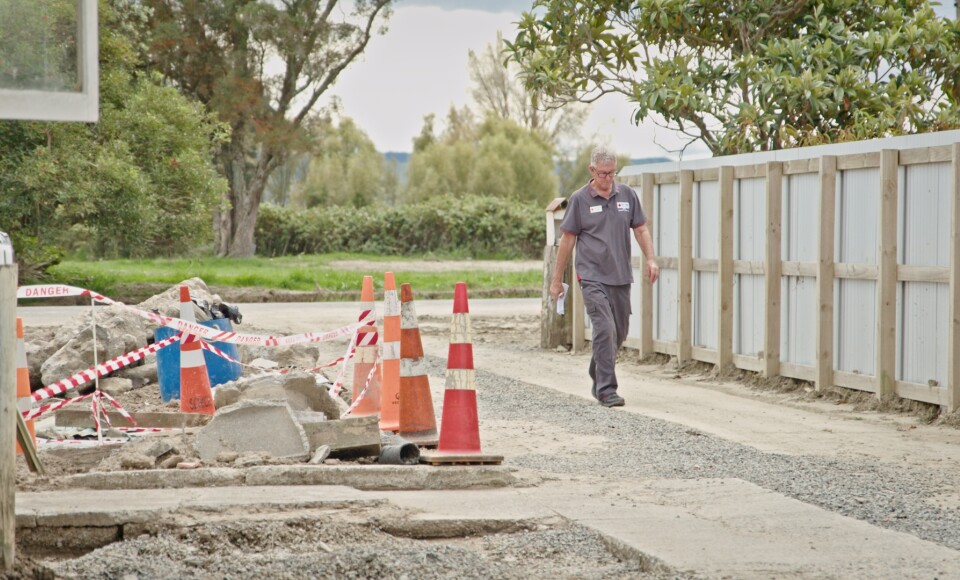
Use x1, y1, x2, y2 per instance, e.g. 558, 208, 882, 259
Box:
379, 359, 401, 432
399, 377, 438, 448
180, 366, 215, 415
350, 362, 382, 418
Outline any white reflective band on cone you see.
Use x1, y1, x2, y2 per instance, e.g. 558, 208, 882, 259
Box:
445, 368, 476, 390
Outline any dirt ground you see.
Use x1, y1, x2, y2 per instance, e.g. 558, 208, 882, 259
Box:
9, 296, 960, 579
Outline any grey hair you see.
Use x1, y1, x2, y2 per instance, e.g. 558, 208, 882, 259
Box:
590, 145, 617, 167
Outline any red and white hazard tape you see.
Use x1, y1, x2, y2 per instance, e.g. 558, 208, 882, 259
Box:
342, 351, 381, 416
200, 340, 355, 376
29, 334, 182, 405
23, 389, 135, 427
17, 285, 373, 347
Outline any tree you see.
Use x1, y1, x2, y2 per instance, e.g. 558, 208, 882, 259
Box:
143, 0, 392, 256
469, 32, 587, 148
0, 0, 227, 277
292, 115, 395, 208
507, 1, 960, 155
405, 110, 558, 206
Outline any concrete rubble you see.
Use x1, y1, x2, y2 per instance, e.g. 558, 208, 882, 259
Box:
195, 400, 311, 462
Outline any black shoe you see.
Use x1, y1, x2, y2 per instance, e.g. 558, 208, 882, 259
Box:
599, 393, 625, 407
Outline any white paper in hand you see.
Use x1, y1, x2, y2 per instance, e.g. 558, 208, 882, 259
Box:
556, 282, 569, 315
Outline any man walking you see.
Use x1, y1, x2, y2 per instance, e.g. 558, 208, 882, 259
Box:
549, 146, 659, 407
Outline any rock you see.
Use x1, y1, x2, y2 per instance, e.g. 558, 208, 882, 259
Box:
195, 400, 310, 463
177, 461, 202, 470
216, 451, 240, 463
99, 377, 134, 396
235, 453, 268, 468
143, 440, 175, 460
117, 361, 158, 387
309, 445, 332, 464
240, 343, 320, 371
249, 358, 279, 370
159, 455, 184, 469
120, 454, 155, 470
214, 385, 241, 409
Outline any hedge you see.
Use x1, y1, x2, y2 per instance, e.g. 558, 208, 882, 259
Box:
255, 195, 545, 259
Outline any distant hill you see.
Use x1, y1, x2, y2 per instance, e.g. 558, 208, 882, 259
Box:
384, 151, 410, 185
628, 156, 672, 166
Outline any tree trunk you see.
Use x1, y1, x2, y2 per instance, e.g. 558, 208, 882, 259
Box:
215, 132, 272, 258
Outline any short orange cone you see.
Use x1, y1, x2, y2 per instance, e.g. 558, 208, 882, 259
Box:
398, 283, 438, 447
379, 272, 401, 432
15, 317, 35, 455
350, 275, 382, 417
423, 282, 501, 465
178, 285, 215, 415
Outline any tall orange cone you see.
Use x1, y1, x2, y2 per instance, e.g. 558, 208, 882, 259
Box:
15, 317, 35, 455
350, 275, 382, 417
379, 272, 401, 432
398, 283, 438, 447
423, 282, 501, 465
178, 285, 215, 415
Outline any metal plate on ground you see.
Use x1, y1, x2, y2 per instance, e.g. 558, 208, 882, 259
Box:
419, 452, 503, 466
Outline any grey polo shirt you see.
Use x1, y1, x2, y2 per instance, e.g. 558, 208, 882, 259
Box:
559, 181, 647, 286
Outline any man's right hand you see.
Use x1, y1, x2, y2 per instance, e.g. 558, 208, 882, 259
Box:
549, 279, 565, 303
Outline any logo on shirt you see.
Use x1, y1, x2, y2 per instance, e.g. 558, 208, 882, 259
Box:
616, 202, 630, 212
589, 205, 603, 214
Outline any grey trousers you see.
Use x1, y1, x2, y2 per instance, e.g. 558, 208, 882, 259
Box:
580, 280, 631, 398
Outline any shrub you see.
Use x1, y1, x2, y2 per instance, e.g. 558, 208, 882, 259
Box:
255, 195, 544, 259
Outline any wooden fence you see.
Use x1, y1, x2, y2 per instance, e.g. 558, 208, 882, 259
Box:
549, 131, 960, 412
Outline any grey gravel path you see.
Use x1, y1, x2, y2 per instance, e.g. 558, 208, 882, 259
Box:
436, 356, 960, 552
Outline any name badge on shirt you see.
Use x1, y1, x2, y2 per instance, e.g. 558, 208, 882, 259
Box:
617, 202, 630, 212
589, 205, 603, 214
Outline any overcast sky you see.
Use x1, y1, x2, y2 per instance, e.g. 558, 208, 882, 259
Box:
322, 0, 957, 159
321, 0, 706, 160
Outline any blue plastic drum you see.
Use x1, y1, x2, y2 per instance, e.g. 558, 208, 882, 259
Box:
154, 318, 243, 403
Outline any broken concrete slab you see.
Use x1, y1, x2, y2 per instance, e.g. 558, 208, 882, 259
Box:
214, 371, 346, 418
240, 343, 321, 371
55, 410, 211, 429
244, 465, 520, 491
98, 377, 135, 396
299, 415, 381, 459
195, 400, 310, 463
62, 468, 245, 490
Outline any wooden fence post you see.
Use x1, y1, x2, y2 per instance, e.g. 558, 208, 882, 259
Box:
764, 162, 783, 378
816, 156, 837, 392
718, 166, 735, 369
640, 173, 655, 358
948, 143, 960, 412
0, 232, 17, 572
678, 170, 694, 364
877, 149, 899, 401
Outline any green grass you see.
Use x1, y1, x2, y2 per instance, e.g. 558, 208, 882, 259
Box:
47, 254, 542, 298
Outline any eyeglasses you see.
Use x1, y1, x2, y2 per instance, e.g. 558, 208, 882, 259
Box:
594, 169, 616, 178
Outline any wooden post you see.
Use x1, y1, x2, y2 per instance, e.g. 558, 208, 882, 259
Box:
816, 156, 837, 392
876, 149, 899, 401
948, 143, 960, 412
764, 162, 783, 378
0, 233, 17, 572
640, 173, 655, 358
542, 199, 571, 350
678, 170, 694, 364
718, 166, 735, 369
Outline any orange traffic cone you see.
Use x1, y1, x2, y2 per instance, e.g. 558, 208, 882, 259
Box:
178, 285, 215, 415
350, 275, 382, 417
398, 283, 438, 447
379, 272, 401, 432
15, 317, 35, 455
424, 282, 501, 465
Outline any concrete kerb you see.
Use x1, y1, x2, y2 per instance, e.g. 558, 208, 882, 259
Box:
60, 464, 521, 491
